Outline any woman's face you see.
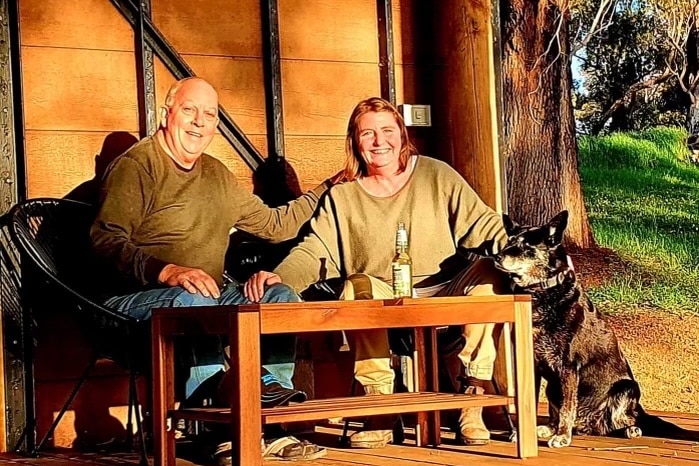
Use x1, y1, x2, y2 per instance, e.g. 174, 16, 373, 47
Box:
356, 111, 403, 175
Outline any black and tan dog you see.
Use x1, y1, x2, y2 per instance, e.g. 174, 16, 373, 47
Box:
492, 210, 694, 448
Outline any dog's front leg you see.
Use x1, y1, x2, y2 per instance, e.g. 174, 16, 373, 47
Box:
548, 368, 579, 448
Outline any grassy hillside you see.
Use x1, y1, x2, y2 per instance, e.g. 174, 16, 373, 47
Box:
578, 127, 699, 314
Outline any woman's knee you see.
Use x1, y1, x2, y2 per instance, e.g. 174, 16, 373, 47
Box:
342, 273, 390, 300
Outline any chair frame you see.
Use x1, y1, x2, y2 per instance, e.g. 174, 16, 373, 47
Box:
7, 198, 148, 466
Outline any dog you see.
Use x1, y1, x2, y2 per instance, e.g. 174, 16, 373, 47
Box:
492, 210, 694, 448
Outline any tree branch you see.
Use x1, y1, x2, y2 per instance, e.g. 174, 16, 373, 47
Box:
597, 70, 674, 129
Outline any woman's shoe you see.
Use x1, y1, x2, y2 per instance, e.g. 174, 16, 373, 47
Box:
458, 383, 491, 445
349, 415, 403, 449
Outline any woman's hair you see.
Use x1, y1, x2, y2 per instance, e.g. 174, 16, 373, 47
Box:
343, 97, 417, 181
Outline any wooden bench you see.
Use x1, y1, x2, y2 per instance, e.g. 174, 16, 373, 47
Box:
151, 295, 537, 466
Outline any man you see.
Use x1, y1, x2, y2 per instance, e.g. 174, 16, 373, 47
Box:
90, 77, 332, 463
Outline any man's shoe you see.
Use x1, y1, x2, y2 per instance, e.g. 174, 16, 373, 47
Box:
260, 367, 307, 408
458, 382, 490, 445
213, 436, 327, 465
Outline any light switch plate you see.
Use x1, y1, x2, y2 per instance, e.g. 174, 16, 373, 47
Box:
399, 104, 432, 127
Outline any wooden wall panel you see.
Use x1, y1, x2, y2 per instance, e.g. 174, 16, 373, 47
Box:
152, 0, 262, 57
282, 61, 379, 137
153, 56, 267, 137
397, 64, 454, 161
393, 0, 415, 66
279, 0, 378, 62
19, 0, 133, 51
284, 136, 345, 189
395, 65, 409, 103
25, 131, 138, 199
22, 48, 138, 132
205, 135, 265, 189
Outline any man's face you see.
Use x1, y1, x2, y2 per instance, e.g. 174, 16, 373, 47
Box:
161, 79, 219, 168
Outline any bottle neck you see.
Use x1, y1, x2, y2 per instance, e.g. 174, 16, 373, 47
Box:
395, 226, 408, 254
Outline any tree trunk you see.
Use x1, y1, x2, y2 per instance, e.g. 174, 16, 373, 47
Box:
686, 24, 699, 135
500, 0, 595, 248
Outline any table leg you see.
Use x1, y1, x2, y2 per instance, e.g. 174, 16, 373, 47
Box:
152, 315, 175, 466
414, 328, 428, 447
426, 327, 441, 446
513, 300, 538, 458
230, 307, 262, 466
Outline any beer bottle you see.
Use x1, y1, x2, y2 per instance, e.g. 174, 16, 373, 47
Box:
392, 222, 413, 298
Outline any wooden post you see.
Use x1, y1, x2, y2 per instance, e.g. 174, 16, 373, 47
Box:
440, 0, 504, 212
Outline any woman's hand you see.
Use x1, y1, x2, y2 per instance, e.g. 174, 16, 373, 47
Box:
158, 264, 221, 299
244, 270, 282, 302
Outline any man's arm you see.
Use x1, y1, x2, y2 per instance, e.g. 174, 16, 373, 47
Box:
232, 175, 336, 242
243, 194, 343, 301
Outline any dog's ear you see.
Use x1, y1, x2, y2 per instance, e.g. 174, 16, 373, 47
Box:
546, 210, 569, 246
502, 213, 518, 236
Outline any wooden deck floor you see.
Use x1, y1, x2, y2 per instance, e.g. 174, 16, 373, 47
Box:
0, 410, 698, 465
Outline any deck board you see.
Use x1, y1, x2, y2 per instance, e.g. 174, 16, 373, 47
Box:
0, 410, 697, 466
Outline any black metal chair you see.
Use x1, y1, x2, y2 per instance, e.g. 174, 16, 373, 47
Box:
7, 198, 148, 465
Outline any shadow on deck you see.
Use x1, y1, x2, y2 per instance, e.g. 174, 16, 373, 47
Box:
0, 410, 697, 465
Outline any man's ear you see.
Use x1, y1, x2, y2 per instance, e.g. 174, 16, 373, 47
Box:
547, 210, 568, 246
159, 106, 169, 127
502, 213, 518, 236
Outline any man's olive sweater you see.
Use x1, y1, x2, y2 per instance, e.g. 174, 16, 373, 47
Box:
90, 136, 326, 295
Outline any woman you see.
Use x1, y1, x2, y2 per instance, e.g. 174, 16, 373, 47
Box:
245, 97, 511, 449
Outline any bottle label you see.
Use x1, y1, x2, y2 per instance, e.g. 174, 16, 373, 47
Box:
392, 263, 412, 298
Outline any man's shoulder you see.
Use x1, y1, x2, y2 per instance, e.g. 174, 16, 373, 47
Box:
114, 137, 158, 167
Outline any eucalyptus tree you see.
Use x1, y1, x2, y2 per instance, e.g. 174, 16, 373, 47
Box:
499, 0, 607, 247
573, 0, 699, 134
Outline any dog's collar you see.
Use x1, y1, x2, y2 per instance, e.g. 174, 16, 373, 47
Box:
518, 255, 575, 292
524, 270, 572, 291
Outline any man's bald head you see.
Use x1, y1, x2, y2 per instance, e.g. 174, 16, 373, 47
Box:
157, 77, 219, 169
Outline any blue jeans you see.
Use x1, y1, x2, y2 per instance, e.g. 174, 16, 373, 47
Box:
105, 282, 299, 398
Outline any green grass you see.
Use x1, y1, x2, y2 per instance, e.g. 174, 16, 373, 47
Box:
578, 126, 699, 315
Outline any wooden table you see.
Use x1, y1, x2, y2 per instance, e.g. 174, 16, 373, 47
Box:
151, 295, 537, 466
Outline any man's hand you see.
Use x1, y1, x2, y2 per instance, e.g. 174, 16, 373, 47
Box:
158, 264, 221, 299
244, 270, 281, 303
326, 168, 347, 186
